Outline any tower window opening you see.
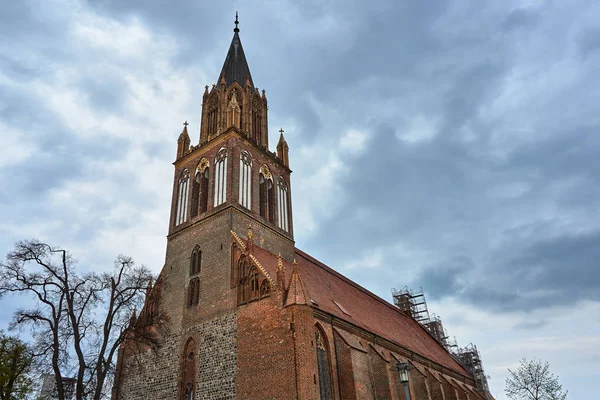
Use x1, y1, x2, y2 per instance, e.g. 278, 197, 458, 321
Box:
277, 178, 290, 232
214, 149, 228, 207
192, 158, 210, 217
239, 150, 252, 209
259, 165, 274, 223
176, 169, 190, 226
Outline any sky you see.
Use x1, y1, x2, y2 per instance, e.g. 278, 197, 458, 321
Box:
1, 0, 599, 398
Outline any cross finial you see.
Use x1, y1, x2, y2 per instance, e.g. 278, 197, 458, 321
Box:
279, 128, 284, 135
183, 121, 189, 128
234, 12, 239, 33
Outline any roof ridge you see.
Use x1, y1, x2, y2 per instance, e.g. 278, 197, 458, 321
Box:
294, 248, 410, 319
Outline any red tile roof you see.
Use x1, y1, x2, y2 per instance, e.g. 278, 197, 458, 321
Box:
249, 243, 469, 376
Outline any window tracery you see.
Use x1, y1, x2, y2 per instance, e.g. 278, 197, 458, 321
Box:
227, 90, 241, 129
191, 158, 209, 217
259, 165, 275, 223
214, 149, 228, 207
176, 169, 190, 226
315, 326, 334, 400
277, 177, 290, 232
239, 150, 252, 209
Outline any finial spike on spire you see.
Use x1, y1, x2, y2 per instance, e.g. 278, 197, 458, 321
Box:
234, 11, 239, 33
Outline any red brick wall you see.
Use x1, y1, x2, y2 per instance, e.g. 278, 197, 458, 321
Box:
333, 330, 357, 400
236, 295, 296, 399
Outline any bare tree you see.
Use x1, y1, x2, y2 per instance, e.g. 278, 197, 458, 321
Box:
505, 358, 567, 400
0, 240, 167, 400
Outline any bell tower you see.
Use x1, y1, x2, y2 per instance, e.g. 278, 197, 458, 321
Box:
167, 13, 293, 245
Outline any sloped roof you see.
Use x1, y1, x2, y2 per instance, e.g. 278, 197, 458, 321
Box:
249, 244, 469, 376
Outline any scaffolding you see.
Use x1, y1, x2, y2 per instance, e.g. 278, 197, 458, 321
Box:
392, 287, 491, 397
391, 287, 450, 348
452, 343, 491, 397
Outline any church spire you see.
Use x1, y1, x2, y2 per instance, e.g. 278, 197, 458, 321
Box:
216, 13, 254, 89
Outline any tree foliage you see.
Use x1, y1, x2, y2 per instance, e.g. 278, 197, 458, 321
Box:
0, 331, 33, 400
505, 358, 567, 400
0, 240, 167, 400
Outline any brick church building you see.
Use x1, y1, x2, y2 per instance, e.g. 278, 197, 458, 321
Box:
112, 16, 488, 400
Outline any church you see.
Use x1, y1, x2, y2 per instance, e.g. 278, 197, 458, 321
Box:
112, 16, 489, 400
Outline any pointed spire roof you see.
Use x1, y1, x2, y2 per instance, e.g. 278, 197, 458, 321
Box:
285, 260, 311, 307
216, 13, 254, 90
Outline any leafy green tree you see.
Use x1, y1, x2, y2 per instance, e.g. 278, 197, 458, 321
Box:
505, 358, 567, 400
0, 331, 33, 400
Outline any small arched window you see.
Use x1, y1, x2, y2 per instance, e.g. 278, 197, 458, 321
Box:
260, 280, 270, 297
190, 246, 201, 276
176, 169, 190, 226
277, 178, 290, 232
239, 151, 252, 209
249, 267, 259, 299
191, 159, 209, 217
180, 338, 196, 400
187, 277, 200, 306
259, 165, 275, 223
315, 326, 334, 400
214, 149, 228, 207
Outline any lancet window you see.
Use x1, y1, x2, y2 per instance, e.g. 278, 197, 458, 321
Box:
252, 96, 263, 144
259, 165, 275, 223
277, 178, 290, 232
235, 255, 270, 304
249, 267, 259, 299
206, 94, 218, 139
315, 326, 334, 400
239, 150, 252, 209
180, 338, 196, 400
187, 277, 200, 306
214, 149, 228, 207
227, 90, 241, 129
191, 158, 209, 217
176, 169, 190, 226
190, 246, 201, 276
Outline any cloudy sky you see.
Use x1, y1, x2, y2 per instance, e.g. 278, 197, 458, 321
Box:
1, 0, 599, 398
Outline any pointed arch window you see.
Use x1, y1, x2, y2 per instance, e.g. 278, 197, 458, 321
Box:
239, 150, 252, 209
237, 255, 249, 303
315, 326, 334, 400
190, 246, 201, 276
180, 338, 197, 400
249, 267, 259, 299
187, 277, 200, 306
214, 149, 228, 207
277, 178, 290, 232
227, 91, 241, 129
176, 169, 190, 226
191, 159, 209, 217
252, 96, 263, 144
206, 94, 218, 139
259, 165, 275, 223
